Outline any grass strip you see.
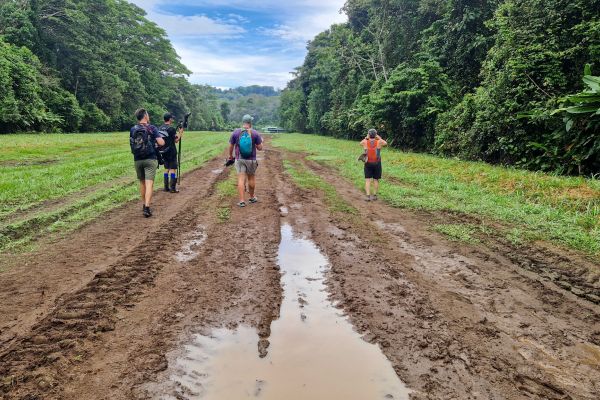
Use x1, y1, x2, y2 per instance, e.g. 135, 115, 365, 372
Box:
283, 159, 357, 215
1, 132, 229, 253
273, 133, 600, 256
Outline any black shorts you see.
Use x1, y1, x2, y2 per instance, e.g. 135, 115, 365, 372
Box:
364, 162, 382, 180
163, 157, 178, 170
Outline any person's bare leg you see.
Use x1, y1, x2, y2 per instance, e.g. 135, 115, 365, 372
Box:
144, 179, 154, 207
373, 179, 379, 196
140, 181, 146, 202
365, 179, 371, 196
247, 175, 256, 198
238, 173, 246, 202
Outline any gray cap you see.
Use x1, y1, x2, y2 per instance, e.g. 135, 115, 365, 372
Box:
242, 114, 254, 124
368, 129, 378, 138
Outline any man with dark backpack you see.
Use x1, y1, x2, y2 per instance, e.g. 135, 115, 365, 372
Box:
158, 112, 183, 193
360, 128, 387, 201
226, 114, 263, 207
130, 108, 165, 218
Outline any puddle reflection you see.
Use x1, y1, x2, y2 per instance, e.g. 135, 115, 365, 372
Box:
157, 224, 410, 399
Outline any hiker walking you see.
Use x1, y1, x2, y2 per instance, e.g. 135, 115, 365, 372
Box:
360, 129, 387, 201
226, 114, 263, 207
158, 112, 183, 193
130, 108, 165, 218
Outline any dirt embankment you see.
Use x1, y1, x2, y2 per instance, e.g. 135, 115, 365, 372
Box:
1, 140, 598, 400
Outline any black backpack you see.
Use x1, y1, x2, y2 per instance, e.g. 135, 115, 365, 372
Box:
157, 125, 171, 155
130, 125, 154, 159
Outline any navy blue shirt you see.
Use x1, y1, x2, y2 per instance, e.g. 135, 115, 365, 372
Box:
130, 124, 161, 161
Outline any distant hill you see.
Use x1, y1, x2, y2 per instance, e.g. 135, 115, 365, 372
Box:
212, 86, 281, 101
215, 86, 281, 128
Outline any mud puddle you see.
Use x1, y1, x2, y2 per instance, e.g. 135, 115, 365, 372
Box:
156, 224, 409, 399
175, 225, 207, 263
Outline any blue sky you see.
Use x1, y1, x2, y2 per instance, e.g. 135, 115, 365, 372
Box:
130, 0, 347, 89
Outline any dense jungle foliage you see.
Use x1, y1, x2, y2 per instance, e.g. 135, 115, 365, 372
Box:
279, 0, 600, 175
0, 0, 258, 133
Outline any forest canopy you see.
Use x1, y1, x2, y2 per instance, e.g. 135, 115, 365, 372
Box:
279, 0, 600, 175
0, 0, 231, 132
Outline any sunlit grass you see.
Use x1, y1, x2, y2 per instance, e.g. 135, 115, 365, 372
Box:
273, 133, 600, 256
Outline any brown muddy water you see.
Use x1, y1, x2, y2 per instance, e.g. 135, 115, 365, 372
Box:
154, 223, 410, 399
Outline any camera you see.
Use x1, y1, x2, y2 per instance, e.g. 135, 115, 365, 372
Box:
177, 112, 192, 130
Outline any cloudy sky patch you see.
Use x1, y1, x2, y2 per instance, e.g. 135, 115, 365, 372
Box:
130, 0, 347, 89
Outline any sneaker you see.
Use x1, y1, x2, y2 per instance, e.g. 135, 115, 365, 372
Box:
238, 201, 246, 208
249, 197, 258, 204
143, 206, 152, 218
365, 195, 372, 202
372, 195, 378, 201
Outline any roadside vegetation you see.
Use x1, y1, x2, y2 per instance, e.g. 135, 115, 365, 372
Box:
273, 134, 600, 257
0, 132, 228, 253
279, 0, 599, 176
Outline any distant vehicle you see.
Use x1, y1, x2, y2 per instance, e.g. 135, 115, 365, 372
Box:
264, 126, 286, 133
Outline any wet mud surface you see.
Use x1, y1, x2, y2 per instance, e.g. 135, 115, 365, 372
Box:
0, 139, 599, 399
147, 223, 409, 399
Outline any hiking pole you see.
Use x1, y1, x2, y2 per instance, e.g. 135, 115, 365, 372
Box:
177, 136, 182, 184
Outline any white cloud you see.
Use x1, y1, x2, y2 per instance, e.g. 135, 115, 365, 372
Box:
174, 44, 295, 88
129, 0, 347, 88
152, 14, 246, 37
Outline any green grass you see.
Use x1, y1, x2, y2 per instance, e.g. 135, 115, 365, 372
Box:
1, 131, 228, 253
217, 207, 231, 222
216, 168, 238, 199
273, 133, 600, 257
283, 159, 357, 215
215, 167, 237, 222
433, 224, 481, 244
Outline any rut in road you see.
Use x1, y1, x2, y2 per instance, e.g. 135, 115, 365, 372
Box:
278, 152, 600, 400
0, 152, 283, 400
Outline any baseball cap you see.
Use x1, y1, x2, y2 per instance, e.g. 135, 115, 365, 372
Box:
242, 114, 254, 124
164, 112, 175, 122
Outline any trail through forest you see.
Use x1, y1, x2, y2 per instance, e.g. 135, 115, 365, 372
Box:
1, 139, 599, 400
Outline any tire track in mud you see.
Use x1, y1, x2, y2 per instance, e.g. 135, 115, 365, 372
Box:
0, 148, 284, 400
274, 150, 600, 400
0, 157, 239, 399
128, 148, 284, 400
0, 157, 229, 351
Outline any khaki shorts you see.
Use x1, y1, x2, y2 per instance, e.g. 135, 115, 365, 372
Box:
235, 159, 259, 175
135, 159, 158, 181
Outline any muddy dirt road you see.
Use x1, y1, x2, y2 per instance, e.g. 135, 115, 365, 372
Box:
1, 139, 599, 399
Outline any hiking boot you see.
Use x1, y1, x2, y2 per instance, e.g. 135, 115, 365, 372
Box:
143, 206, 152, 218
365, 195, 372, 202
372, 195, 378, 201
163, 175, 170, 192
170, 177, 179, 193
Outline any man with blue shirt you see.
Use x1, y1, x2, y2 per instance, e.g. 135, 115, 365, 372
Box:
130, 108, 165, 218
227, 115, 264, 207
